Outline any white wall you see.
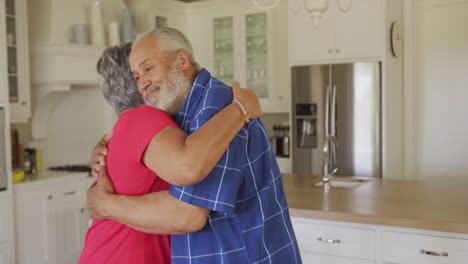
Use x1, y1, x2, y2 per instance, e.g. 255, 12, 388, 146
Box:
405, 0, 468, 179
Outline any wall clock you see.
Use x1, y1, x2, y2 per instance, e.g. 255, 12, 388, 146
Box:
390, 21, 402, 58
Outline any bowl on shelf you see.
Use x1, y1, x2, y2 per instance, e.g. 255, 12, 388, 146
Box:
13, 169, 25, 184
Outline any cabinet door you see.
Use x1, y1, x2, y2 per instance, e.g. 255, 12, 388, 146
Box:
289, 0, 334, 65
334, 0, 381, 59
0, 0, 7, 105
0, 197, 8, 243
211, 16, 235, 85
46, 190, 87, 264
0, 243, 10, 264
301, 251, 375, 264
5, 0, 30, 122
383, 231, 468, 264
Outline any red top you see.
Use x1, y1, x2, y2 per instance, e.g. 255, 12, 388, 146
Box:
79, 105, 178, 264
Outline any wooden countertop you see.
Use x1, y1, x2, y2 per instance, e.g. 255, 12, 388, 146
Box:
282, 174, 468, 234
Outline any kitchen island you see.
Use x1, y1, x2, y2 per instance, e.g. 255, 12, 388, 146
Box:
282, 174, 468, 263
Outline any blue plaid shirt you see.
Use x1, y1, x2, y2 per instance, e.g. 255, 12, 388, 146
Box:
169, 69, 301, 264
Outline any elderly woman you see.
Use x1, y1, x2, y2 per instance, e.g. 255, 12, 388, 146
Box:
79, 43, 261, 264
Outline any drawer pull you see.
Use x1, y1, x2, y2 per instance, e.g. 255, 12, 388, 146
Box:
318, 237, 341, 244
64, 191, 76, 196
420, 249, 448, 257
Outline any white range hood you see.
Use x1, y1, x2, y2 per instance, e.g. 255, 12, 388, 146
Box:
30, 44, 104, 140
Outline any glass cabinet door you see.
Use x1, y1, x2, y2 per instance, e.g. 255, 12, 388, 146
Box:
245, 13, 268, 99
5, 0, 18, 103
212, 16, 234, 85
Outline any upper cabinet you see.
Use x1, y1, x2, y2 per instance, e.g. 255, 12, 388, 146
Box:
3, 0, 30, 123
289, 0, 382, 65
185, 1, 290, 113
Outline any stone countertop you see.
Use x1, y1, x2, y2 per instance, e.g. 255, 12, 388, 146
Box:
282, 174, 468, 234
14, 170, 94, 189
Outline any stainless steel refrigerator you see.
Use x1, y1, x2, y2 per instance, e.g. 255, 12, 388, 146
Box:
292, 63, 381, 178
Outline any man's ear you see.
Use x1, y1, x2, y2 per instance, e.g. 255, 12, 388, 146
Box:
176, 49, 191, 71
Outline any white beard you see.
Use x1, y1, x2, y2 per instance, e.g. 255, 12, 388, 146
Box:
144, 63, 191, 116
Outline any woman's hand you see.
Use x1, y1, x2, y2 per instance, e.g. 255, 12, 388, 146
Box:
90, 132, 112, 177
232, 81, 263, 120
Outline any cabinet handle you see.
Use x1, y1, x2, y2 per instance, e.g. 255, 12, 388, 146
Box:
328, 49, 333, 53
419, 249, 448, 257
278, 96, 283, 100
335, 49, 340, 53
80, 208, 85, 213
64, 190, 76, 196
318, 237, 341, 244
48, 195, 53, 200
21, 101, 26, 105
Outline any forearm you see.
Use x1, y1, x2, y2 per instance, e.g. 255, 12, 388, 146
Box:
147, 103, 248, 186
102, 191, 208, 234
181, 103, 248, 180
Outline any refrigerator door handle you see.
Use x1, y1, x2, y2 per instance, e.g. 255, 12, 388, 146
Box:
325, 85, 331, 138
331, 85, 337, 137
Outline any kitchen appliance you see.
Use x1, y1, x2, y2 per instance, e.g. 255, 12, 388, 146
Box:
0, 108, 8, 191
292, 63, 381, 178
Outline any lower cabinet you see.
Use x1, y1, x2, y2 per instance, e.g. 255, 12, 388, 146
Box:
291, 217, 468, 264
301, 251, 375, 264
14, 175, 92, 264
292, 218, 376, 263
0, 243, 10, 264
382, 231, 468, 264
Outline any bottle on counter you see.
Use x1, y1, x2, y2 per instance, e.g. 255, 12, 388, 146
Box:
282, 126, 290, 158
270, 126, 278, 155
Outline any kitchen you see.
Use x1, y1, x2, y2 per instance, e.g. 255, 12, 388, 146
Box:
0, 0, 467, 263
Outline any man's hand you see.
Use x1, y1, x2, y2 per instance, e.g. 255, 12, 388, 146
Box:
91, 132, 112, 177
87, 165, 116, 220
232, 81, 263, 119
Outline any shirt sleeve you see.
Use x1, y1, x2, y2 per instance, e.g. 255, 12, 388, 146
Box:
169, 107, 247, 215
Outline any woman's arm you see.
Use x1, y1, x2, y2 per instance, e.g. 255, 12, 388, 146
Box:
143, 82, 261, 186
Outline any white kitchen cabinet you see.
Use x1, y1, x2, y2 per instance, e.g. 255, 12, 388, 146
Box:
289, 0, 382, 65
292, 217, 468, 264
185, 1, 289, 113
208, 9, 288, 112
382, 231, 468, 264
14, 175, 91, 264
0, 242, 10, 264
0, 197, 8, 243
46, 189, 89, 264
301, 251, 374, 264
3, 0, 30, 123
292, 218, 376, 263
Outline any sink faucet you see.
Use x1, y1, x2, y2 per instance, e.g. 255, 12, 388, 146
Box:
323, 135, 338, 186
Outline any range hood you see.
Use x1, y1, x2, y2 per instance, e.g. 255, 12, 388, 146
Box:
30, 44, 104, 140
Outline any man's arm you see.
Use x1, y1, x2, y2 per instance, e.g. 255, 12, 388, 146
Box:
88, 165, 209, 234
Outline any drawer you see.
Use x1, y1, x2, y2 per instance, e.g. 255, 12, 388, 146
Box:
383, 231, 468, 264
292, 221, 376, 260
301, 252, 375, 264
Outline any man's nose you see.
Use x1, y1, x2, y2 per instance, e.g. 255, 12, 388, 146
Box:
137, 76, 151, 94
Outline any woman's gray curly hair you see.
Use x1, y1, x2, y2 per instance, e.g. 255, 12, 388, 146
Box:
97, 42, 144, 115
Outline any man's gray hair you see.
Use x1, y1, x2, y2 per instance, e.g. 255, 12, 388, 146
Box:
135, 27, 201, 71
97, 42, 144, 114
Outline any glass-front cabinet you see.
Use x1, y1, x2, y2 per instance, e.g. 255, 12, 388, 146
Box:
213, 17, 234, 85
207, 7, 289, 113
3, 0, 30, 122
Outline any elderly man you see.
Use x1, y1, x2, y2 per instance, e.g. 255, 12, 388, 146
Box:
88, 27, 301, 264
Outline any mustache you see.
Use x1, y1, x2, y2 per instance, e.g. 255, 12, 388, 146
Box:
143, 85, 160, 99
